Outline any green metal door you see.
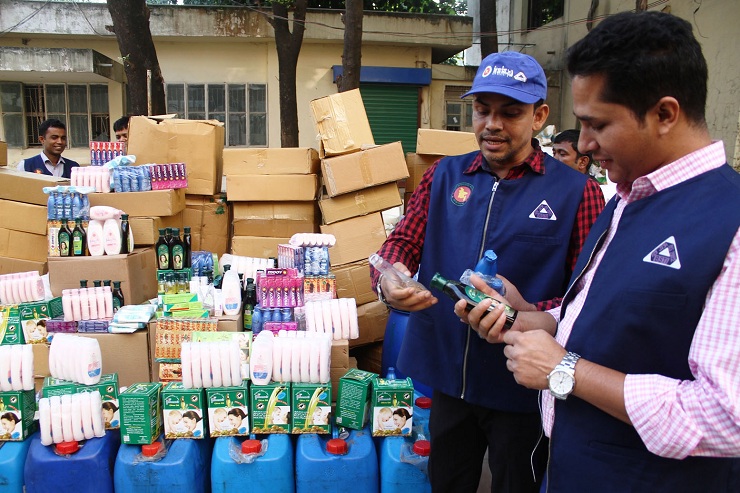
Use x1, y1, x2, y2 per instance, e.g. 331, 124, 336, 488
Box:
359, 84, 419, 154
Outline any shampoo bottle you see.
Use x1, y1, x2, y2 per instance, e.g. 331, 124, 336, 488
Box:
221, 265, 242, 316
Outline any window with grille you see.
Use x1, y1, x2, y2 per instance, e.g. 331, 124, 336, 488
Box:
527, 0, 564, 30
445, 86, 473, 132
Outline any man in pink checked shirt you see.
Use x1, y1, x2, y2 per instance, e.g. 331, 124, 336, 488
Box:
457, 11, 740, 492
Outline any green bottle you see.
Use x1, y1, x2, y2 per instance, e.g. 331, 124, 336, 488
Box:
112, 281, 124, 312
155, 228, 170, 270
58, 218, 72, 257
72, 218, 86, 256
171, 227, 184, 270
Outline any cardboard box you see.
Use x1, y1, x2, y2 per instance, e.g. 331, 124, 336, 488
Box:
249, 382, 291, 434
321, 142, 408, 197
128, 116, 224, 196
310, 89, 375, 157
320, 213, 387, 267
0, 390, 37, 441
0, 167, 69, 205
129, 213, 184, 246
183, 195, 230, 258
350, 300, 389, 348
19, 297, 64, 344
232, 202, 319, 237
162, 383, 207, 439
88, 189, 186, 217
207, 382, 251, 437
0, 200, 48, 235
231, 236, 290, 258
226, 175, 318, 202
48, 247, 157, 305
119, 382, 162, 445
332, 260, 376, 305
335, 368, 376, 430
0, 140, 7, 166
291, 382, 331, 434
405, 153, 438, 193
371, 374, 414, 437
0, 228, 48, 262
42, 374, 121, 430
351, 342, 383, 375
0, 256, 47, 275
319, 182, 402, 225
80, 331, 152, 387
416, 128, 478, 156
223, 148, 320, 176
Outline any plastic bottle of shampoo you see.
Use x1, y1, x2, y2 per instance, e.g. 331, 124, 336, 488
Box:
221, 265, 242, 316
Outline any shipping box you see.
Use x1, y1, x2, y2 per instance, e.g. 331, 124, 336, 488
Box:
405, 153, 438, 193
88, 189, 186, 217
416, 128, 478, 156
319, 182, 402, 225
223, 148, 320, 175
232, 202, 319, 237
310, 89, 375, 157
226, 175, 318, 202
332, 260, 376, 306
0, 228, 48, 262
0, 200, 48, 235
231, 236, 290, 258
0, 167, 68, 205
0, 256, 47, 275
321, 142, 408, 197
48, 247, 157, 305
350, 300, 389, 348
127, 116, 224, 196
129, 213, 184, 246
0, 140, 7, 166
183, 195, 230, 258
320, 213, 386, 267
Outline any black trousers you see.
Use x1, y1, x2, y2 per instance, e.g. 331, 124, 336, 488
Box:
428, 390, 548, 493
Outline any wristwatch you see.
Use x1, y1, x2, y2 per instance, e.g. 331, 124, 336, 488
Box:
376, 274, 392, 307
547, 351, 581, 400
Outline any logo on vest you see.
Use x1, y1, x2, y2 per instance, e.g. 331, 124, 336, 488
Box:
643, 236, 681, 269
451, 183, 473, 206
529, 200, 557, 220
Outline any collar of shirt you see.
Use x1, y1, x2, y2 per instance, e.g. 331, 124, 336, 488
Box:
41, 152, 65, 168
616, 140, 726, 204
463, 138, 545, 179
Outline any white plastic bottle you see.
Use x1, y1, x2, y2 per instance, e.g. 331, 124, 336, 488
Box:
79, 337, 102, 385
95, 287, 107, 320
10, 345, 23, 391
103, 286, 114, 319
348, 298, 359, 340
70, 289, 82, 322
0, 345, 12, 391
181, 341, 193, 389
87, 287, 99, 320
90, 390, 106, 437
308, 337, 320, 384
103, 218, 123, 255
39, 398, 53, 446
330, 299, 342, 340
272, 334, 283, 382
319, 335, 331, 384
200, 341, 213, 388
300, 337, 311, 383
218, 341, 232, 387
50, 395, 63, 444
71, 393, 85, 441
321, 300, 333, 336
304, 301, 316, 332
61, 394, 74, 442
281, 333, 291, 382
21, 344, 34, 391
339, 298, 351, 339
79, 391, 95, 440
79, 286, 91, 321
230, 341, 243, 384
290, 338, 301, 383
191, 342, 203, 388
250, 331, 274, 385
87, 220, 105, 257
209, 342, 223, 388
221, 266, 242, 316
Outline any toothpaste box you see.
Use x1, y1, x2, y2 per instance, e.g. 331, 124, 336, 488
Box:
335, 368, 376, 430
162, 382, 206, 439
0, 389, 37, 441
206, 381, 250, 438
291, 382, 331, 435
119, 382, 162, 445
250, 382, 291, 434
371, 375, 414, 437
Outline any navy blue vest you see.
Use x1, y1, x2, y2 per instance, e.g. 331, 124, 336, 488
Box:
549, 164, 740, 491
398, 151, 589, 411
24, 154, 79, 179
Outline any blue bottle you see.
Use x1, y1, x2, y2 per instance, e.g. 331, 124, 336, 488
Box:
24, 431, 121, 493
381, 310, 434, 399
54, 191, 64, 220
47, 192, 57, 220
380, 436, 431, 493
252, 307, 263, 335
114, 437, 213, 493
71, 190, 83, 220
212, 434, 294, 493
0, 432, 35, 493
459, 250, 506, 296
296, 426, 379, 493
62, 190, 72, 221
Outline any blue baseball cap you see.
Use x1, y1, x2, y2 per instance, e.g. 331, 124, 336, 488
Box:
462, 52, 547, 104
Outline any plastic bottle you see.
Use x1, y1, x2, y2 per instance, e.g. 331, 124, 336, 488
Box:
369, 253, 428, 293
183, 226, 192, 268
102, 286, 114, 318
71, 190, 83, 220
72, 218, 87, 256
430, 273, 517, 330
243, 284, 257, 331
87, 219, 105, 257
58, 217, 73, 257
103, 219, 123, 255
70, 289, 82, 322
112, 281, 124, 312
95, 286, 107, 321
171, 227, 184, 270
459, 249, 506, 296
155, 228, 170, 270
79, 286, 91, 320
222, 265, 242, 316
120, 214, 131, 254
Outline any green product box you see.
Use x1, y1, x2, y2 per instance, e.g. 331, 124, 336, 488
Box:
19, 297, 64, 344
335, 368, 377, 430
290, 382, 331, 435
0, 389, 37, 441
250, 382, 291, 434
119, 382, 162, 445
0, 306, 24, 345
206, 382, 250, 437
41, 377, 80, 397
371, 375, 414, 437
162, 382, 207, 439
42, 374, 120, 430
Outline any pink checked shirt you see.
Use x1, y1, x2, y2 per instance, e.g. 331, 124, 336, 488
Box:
542, 141, 740, 459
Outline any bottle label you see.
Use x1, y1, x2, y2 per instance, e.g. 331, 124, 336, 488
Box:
243, 305, 253, 330
157, 244, 170, 269
73, 234, 83, 256
172, 245, 184, 270
59, 232, 71, 257
112, 297, 121, 312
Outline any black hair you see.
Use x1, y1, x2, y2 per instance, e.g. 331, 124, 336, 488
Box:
102, 401, 119, 413
228, 408, 246, 420
1, 412, 20, 424
39, 118, 66, 137
183, 410, 202, 422
392, 408, 412, 420
553, 129, 591, 164
113, 116, 130, 132
566, 11, 707, 125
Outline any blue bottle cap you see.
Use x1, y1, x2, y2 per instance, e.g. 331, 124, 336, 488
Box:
474, 250, 498, 277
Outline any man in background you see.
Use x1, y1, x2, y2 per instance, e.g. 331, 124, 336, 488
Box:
113, 116, 129, 145
17, 118, 79, 179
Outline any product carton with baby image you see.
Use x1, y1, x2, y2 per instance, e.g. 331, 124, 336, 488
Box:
119, 382, 162, 445
335, 368, 376, 430
19, 297, 63, 344
162, 382, 206, 439
0, 306, 23, 345
77, 373, 120, 430
206, 382, 249, 437
0, 389, 37, 441
290, 382, 331, 435
371, 375, 414, 437
250, 382, 291, 434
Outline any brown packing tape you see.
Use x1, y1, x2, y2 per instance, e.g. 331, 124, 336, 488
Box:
359, 152, 373, 188
323, 162, 337, 196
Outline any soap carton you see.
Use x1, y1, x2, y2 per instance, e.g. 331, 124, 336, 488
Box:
206, 381, 250, 437
162, 382, 207, 439
119, 382, 162, 445
19, 297, 64, 344
41, 373, 120, 429
249, 382, 291, 434
0, 306, 23, 345
371, 375, 414, 437
0, 389, 37, 441
335, 368, 376, 430
290, 382, 331, 435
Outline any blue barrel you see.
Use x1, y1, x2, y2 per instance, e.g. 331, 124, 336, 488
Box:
413, 392, 432, 440
24, 431, 120, 493
381, 309, 433, 398
0, 432, 35, 493
114, 437, 213, 493
380, 437, 431, 493
296, 427, 378, 493
211, 434, 294, 493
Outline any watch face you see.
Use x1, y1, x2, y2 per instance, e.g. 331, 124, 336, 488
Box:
549, 370, 574, 396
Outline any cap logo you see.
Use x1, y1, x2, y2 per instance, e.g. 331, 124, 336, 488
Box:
514, 72, 527, 82
491, 65, 515, 78
481, 66, 493, 78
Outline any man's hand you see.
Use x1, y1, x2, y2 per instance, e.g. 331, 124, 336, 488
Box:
380, 262, 437, 312
502, 330, 566, 390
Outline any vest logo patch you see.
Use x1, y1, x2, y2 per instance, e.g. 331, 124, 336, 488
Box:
643, 236, 681, 269
529, 200, 557, 220
451, 183, 473, 206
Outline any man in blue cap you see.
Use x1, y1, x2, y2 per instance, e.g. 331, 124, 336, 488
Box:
371, 51, 604, 491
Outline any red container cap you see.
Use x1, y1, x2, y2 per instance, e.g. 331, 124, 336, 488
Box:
326, 438, 348, 455
415, 396, 432, 409
413, 440, 431, 456
56, 441, 79, 455
141, 442, 163, 457
241, 439, 262, 454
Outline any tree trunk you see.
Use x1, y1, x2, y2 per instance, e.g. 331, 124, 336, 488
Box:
107, 0, 166, 116
338, 0, 363, 92
479, 0, 498, 58
269, 0, 307, 148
